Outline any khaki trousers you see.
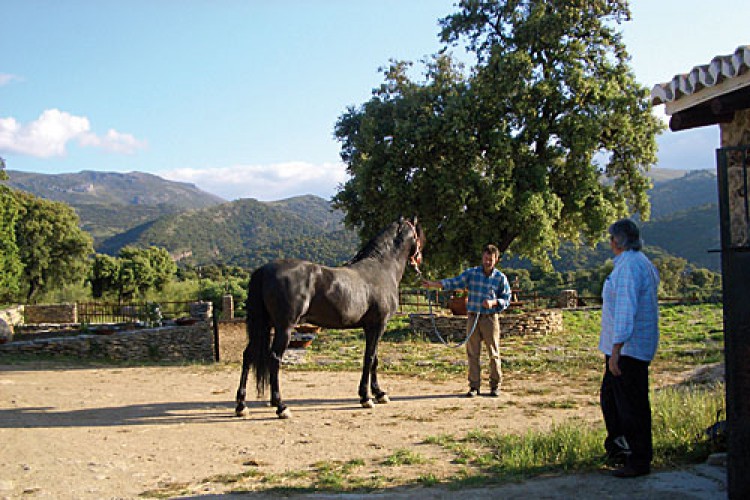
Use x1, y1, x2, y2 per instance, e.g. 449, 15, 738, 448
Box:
466, 313, 501, 390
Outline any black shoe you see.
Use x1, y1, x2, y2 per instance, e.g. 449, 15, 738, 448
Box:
488, 388, 500, 397
612, 465, 650, 478
605, 436, 632, 466
605, 449, 632, 467
466, 388, 480, 398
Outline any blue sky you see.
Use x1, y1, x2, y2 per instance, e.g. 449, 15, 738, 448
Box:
1, 1, 747, 201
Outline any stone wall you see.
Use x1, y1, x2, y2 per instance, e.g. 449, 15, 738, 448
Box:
409, 309, 563, 342
0, 322, 214, 362
217, 319, 246, 363
215, 319, 308, 365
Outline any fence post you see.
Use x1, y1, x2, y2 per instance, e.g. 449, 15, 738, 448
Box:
221, 295, 234, 320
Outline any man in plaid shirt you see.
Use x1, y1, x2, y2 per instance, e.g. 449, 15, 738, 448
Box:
422, 244, 511, 397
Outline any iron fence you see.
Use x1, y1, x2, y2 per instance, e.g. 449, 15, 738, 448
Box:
77, 301, 195, 325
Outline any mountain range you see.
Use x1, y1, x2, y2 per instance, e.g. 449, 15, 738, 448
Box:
3, 167, 721, 271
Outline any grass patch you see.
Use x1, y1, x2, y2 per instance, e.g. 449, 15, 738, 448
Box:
424, 381, 724, 483
382, 449, 430, 466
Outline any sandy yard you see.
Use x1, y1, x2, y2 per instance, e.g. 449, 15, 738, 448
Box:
0, 362, 725, 499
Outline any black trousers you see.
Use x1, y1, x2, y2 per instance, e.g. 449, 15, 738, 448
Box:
600, 355, 653, 470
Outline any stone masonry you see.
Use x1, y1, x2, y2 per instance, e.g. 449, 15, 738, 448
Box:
0, 322, 214, 362
409, 309, 563, 342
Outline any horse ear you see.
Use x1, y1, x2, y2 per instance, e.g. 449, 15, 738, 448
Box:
398, 215, 405, 224
413, 215, 418, 225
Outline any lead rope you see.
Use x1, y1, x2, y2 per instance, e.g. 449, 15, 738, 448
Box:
425, 291, 480, 349
407, 223, 478, 349
413, 266, 480, 349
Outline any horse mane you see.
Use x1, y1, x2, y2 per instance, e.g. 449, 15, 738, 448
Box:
347, 221, 407, 265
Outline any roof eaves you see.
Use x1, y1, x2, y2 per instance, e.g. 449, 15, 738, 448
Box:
651, 45, 750, 115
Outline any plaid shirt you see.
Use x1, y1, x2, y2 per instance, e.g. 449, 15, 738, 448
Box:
599, 250, 660, 362
441, 266, 511, 314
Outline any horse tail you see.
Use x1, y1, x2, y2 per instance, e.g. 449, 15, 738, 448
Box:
246, 266, 271, 397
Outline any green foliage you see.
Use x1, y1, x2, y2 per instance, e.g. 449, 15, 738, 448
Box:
13, 190, 94, 303
197, 276, 248, 317
334, 0, 663, 275
88, 247, 177, 300
0, 157, 23, 302
90, 253, 120, 298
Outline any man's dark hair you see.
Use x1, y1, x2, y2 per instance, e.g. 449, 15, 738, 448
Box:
608, 219, 643, 251
483, 244, 500, 258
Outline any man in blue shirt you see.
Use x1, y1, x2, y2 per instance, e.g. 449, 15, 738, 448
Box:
599, 219, 660, 478
422, 244, 512, 397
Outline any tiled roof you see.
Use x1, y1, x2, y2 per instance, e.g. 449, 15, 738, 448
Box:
651, 45, 750, 113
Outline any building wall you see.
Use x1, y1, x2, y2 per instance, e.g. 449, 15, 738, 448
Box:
721, 108, 750, 147
720, 108, 750, 247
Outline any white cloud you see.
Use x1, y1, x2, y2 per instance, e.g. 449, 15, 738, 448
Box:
78, 128, 147, 154
161, 161, 348, 201
0, 109, 146, 158
0, 73, 20, 86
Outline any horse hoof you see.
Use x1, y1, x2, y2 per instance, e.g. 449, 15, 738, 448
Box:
277, 408, 292, 419
235, 406, 250, 417
361, 399, 374, 409
376, 394, 390, 404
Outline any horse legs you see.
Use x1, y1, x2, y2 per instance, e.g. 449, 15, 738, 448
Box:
235, 344, 252, 417
269, 327, 292, 419
370, 355, 390, 404
359, 324, 388, 408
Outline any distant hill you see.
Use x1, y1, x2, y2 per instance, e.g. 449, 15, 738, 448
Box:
4, 170, 226, 245
98, 197, 359, 269
6, 170, 225, 208
646, 167, 690, 185
648, 169, 717, 219
4, 167, 723, 272
644, 204, 720, 271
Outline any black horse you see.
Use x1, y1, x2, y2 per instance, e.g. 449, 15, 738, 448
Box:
235, 216, 425, 418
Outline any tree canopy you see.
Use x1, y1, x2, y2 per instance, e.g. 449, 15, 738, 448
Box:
91, 247, 178, 300
13, 190, 94, 302
0, 157, 23, 302
333, 0, 663, 274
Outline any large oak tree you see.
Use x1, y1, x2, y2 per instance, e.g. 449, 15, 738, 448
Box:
333, 0, 663, 274
14, 191, 94, 302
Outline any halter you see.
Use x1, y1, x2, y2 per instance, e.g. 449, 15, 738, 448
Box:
403, 220, 423, 274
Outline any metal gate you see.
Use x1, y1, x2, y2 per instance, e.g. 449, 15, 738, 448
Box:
716, 145, 750, 497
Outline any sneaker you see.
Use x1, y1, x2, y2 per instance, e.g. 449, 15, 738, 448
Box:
488, 388, 500, 397
466, 388, 480, 398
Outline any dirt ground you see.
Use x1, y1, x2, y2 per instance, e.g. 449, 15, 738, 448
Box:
0, 362, 726, 499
